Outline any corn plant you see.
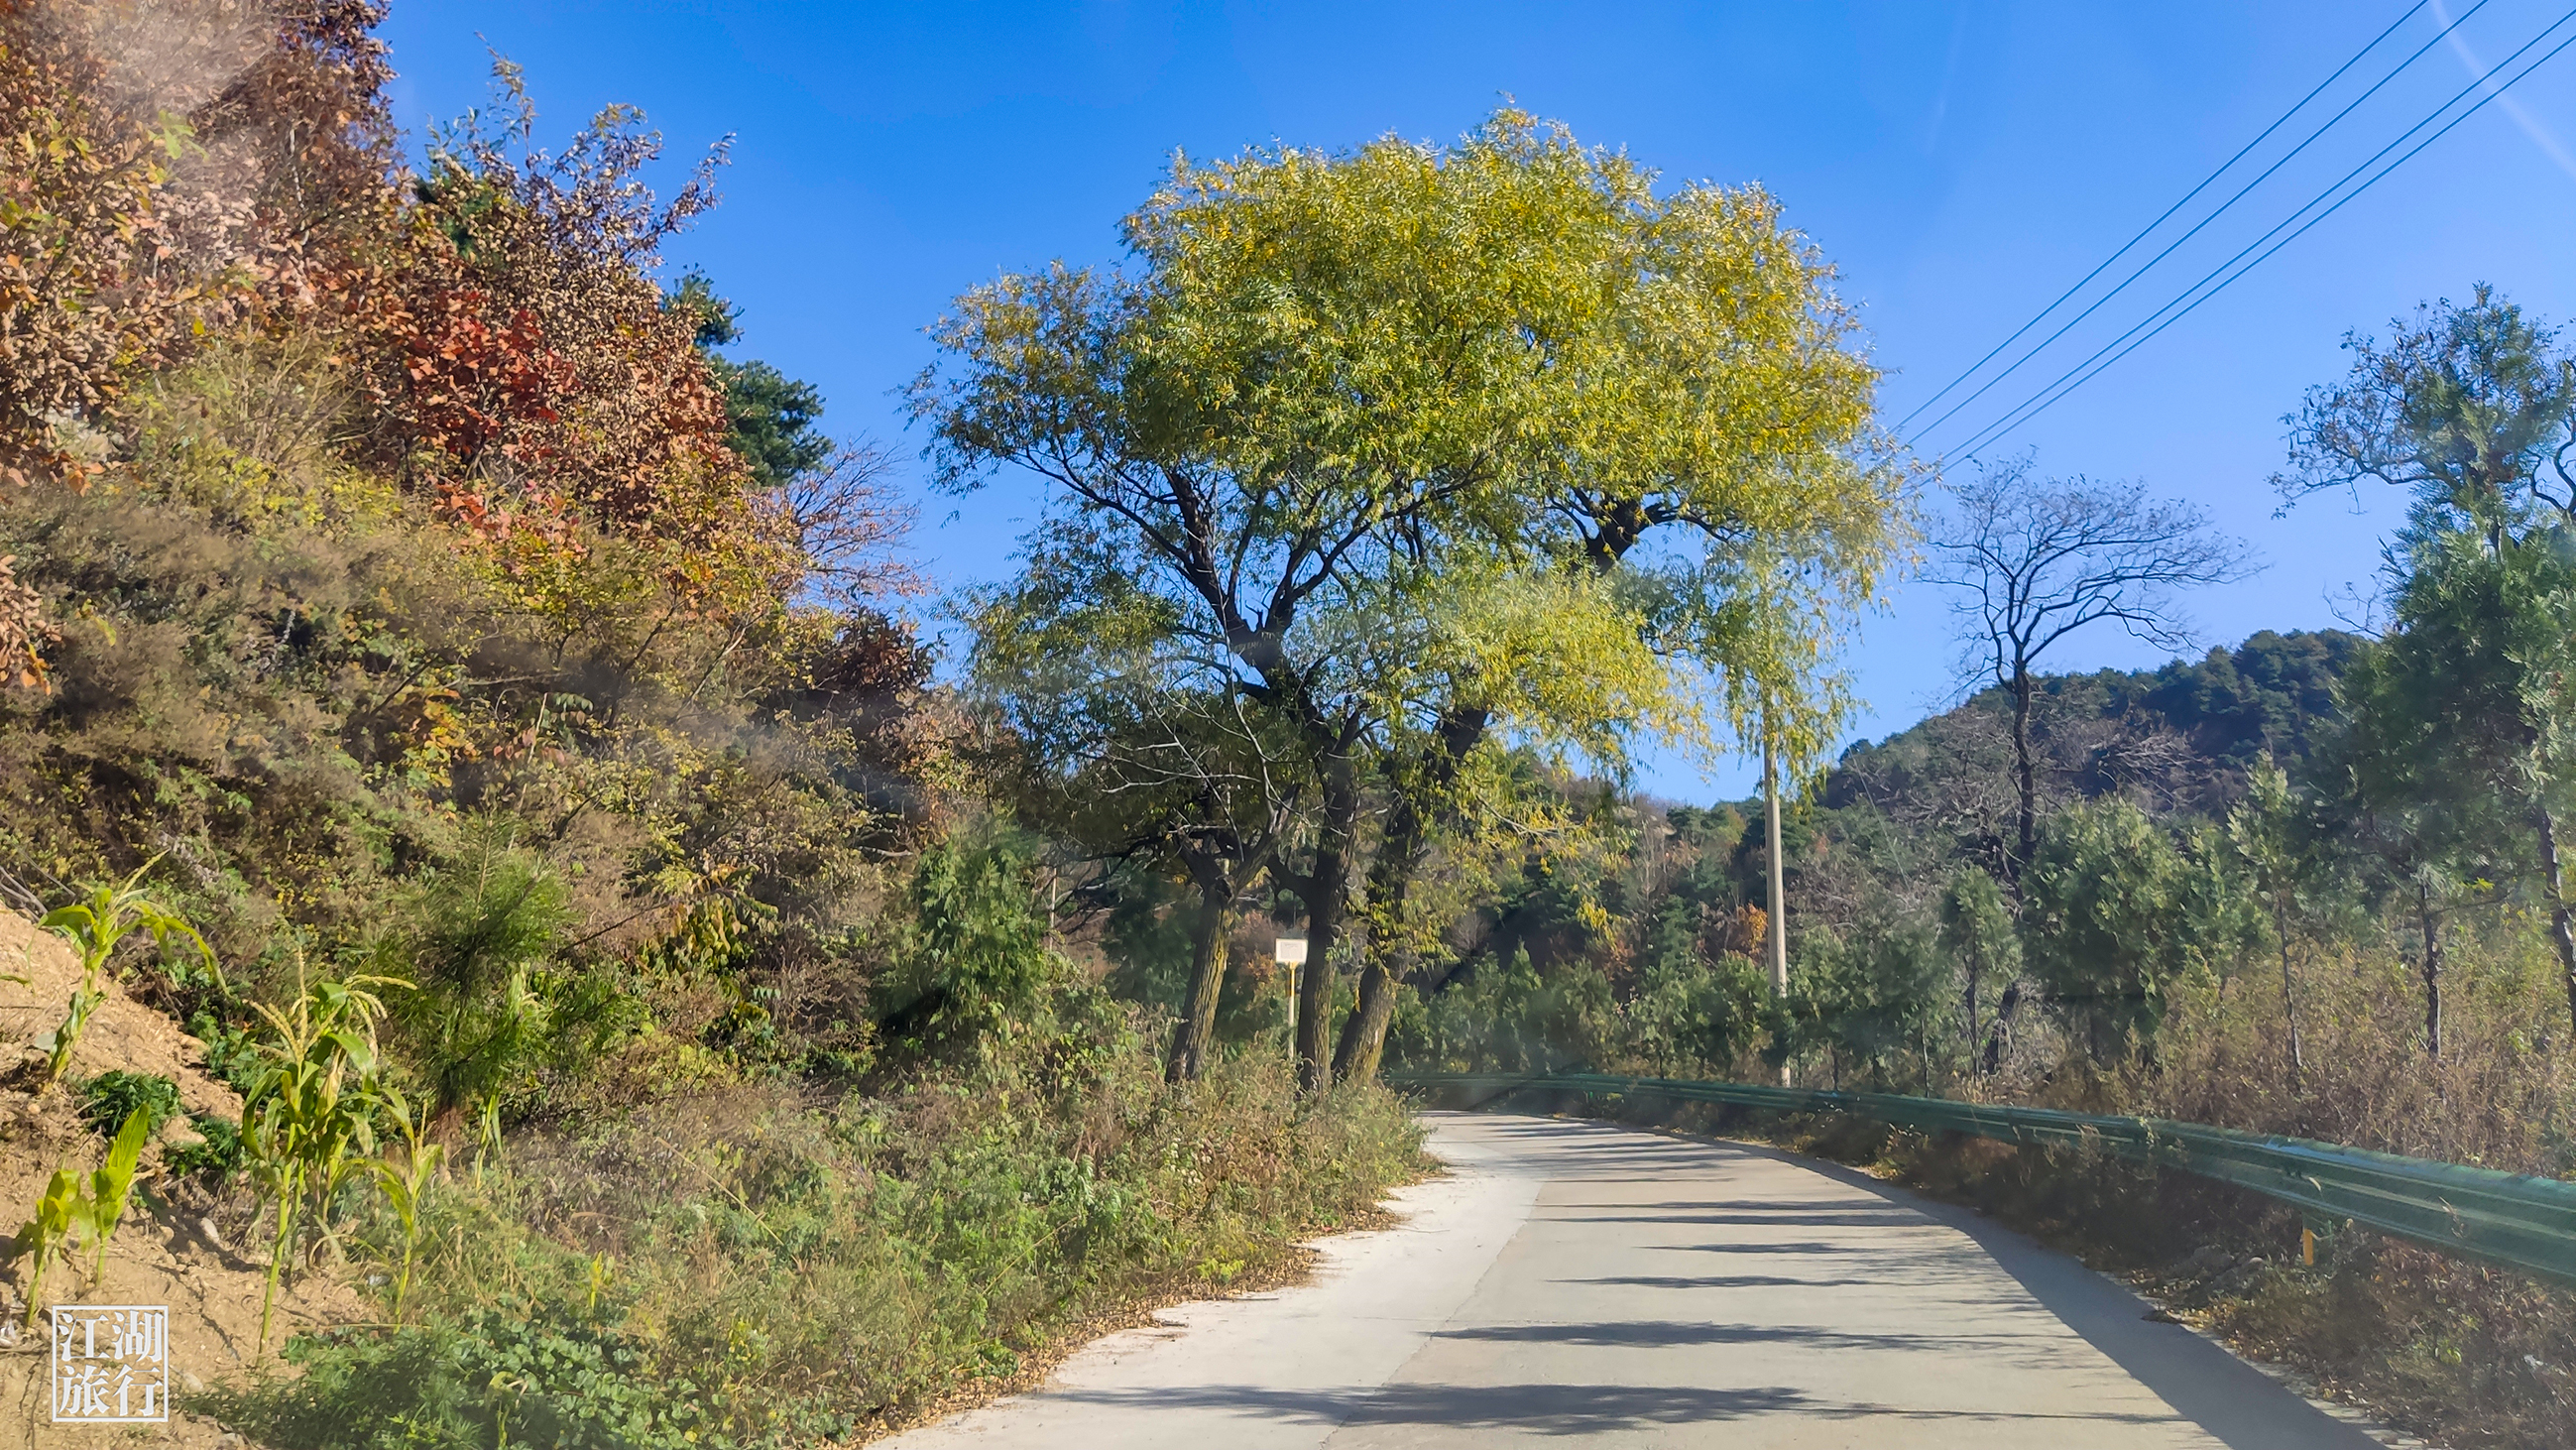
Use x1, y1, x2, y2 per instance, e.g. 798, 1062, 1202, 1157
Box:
368, 1084, 443, 1321
37, 862, 218, 1082
82, 1108, 150, 1279
241, 971, 398, 1353
11, 1109, 151, 1325
14, 1169, 79, 1328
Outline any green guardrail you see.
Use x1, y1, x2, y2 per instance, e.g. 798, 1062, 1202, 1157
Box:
1386, 1070, 2576, 1287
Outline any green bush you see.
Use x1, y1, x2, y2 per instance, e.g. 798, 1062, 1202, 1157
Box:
212, 1303, 725, 1450
165, 1114, 243, 1183
79, 1068, 245, 1182
77, 1070, 182, 1138
872, 835, 1067, 1057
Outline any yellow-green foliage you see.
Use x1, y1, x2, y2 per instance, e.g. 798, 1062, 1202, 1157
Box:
14, 1170, 82, 1329
927, 107, 1907, 771
367, 1085, 443, 1322
241, 974, 397, 1354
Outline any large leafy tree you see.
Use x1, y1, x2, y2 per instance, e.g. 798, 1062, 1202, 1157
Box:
2327, 635, 2513, 1058
915, 110, 1901, 1087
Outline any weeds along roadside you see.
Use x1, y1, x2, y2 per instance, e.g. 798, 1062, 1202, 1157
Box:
196, 1029, 1421, 1448
1501, 1087, 2576, 1450
2, 850, 1420, 1447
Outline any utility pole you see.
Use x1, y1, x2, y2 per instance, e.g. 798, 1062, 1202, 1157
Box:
1764, 708, 1791, 1088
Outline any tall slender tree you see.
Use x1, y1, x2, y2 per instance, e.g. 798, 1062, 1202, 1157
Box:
2280, 289, 2576, 1032
2226, 760, 2321, 1091
2329, 636, 2508, 1059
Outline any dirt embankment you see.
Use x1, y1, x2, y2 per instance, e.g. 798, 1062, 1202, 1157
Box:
0, 910, 363, 1446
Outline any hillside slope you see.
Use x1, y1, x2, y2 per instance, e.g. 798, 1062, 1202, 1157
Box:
0, 912, 362, 1445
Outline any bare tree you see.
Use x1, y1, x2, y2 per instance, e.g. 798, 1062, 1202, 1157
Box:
765, 440, 923, 611
1932, 460, 2258, 875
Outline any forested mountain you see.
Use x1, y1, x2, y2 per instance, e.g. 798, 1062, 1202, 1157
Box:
1381, 630, 2367, 1079
1825, 629, 2363, 857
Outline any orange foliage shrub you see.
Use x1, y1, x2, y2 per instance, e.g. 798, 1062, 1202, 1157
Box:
0, 5, 178, 488
341, 68, 789, 610
0, 554, 59, 689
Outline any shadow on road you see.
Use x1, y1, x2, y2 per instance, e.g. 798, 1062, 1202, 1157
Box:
1688, 1134, 2388, 1450
1051, 1380, 2212, 1437
1436, 1318, 2086, 1356
1567, 1272, 1883, 1288
1546, 1209, 1931, 1226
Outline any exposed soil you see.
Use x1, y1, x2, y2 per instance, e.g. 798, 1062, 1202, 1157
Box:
0, 911, 366, 1446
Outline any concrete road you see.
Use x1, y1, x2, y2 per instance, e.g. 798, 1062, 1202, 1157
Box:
884, 1112, 2392, 1449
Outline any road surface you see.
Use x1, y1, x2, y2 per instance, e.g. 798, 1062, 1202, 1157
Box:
885, 1112, 2393, 1449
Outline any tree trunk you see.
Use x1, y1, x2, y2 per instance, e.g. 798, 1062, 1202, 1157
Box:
1295, 758, 1361, 1092
2539, 801, 2576, 1039
1333, 957, 1399, 1084
2276, 898, 2303, 1092
2418, 881, 2443, 1059
1963, 949, 1981, 1069
1982, 979, 2020, 1074
1764, 726, 1792, 1087
1333, 706, 1485, 1086
1336, 758, 1423, 1086
1334, 813, 1414, 1085
1165, 890, 1232, 1084
2011, 665, 2038, 875
1295, 857, 1346, 1092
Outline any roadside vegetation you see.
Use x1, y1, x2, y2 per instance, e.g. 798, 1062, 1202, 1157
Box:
0, 4, 1426, 1442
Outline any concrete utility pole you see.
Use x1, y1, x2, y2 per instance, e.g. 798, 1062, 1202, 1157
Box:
1764, 712, 1792, 1088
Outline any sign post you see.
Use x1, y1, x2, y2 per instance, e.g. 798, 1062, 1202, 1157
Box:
1274, 936, 1309, 1045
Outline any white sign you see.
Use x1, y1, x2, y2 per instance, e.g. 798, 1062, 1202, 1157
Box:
51, 1304, 169, 1423
1273, 937, 1309, 965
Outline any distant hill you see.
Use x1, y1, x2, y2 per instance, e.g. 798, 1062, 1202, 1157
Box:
1815, 629, 2363, 866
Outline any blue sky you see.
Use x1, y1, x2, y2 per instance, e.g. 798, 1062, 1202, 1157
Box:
380, 1, 2576, 801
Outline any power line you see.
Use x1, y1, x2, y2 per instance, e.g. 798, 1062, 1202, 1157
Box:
1907, 0, 2498, 451
1950, 7, 2576, 459
1947, 12, 2576, 461
1904, 0, 2502, 453
1893, 0, 2437, 435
